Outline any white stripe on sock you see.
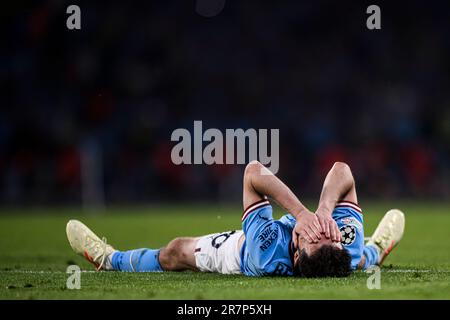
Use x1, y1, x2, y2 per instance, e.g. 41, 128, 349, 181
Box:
129, 250, 136, 272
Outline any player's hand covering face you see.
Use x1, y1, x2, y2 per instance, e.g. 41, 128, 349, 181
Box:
295, 233, 343, 258
315, 209, 342, 242
292, 211, 322, 246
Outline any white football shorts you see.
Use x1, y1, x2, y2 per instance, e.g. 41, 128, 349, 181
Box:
194, 230, 243, 274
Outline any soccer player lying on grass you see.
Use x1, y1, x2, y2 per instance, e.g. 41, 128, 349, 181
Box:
66, 161, 405, 277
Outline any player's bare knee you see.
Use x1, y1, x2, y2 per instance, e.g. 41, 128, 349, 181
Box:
178, 250, 190, 263
159, 238, 184, 270
158, 248, 173, 270
174, 238, 195, 262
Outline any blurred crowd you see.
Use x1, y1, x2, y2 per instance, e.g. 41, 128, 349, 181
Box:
2, 1, 449, 206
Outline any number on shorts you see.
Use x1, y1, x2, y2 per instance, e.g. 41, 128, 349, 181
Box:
211, 231, 236, 249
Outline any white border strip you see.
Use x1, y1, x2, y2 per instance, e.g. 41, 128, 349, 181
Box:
241, 200, 270, 221
129, 250, 136, 272
336, 201, 362, 213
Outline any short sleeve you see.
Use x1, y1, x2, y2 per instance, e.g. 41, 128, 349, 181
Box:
240, 201, 294, 276
333, 201, 365, 270
241, 199, 273, 234
278, 214, 296, 231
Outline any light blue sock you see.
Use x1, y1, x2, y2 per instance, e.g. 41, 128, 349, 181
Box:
363, 244, 380, 269
111, 248, 163, 272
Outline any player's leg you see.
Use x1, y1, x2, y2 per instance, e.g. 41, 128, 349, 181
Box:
111, 237, 199, 272
66, 219, 199, 272
364, 209, 405, 268
158, 237, 199, 271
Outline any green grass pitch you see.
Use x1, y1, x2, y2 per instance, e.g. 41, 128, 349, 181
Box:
0, 202, 449, 299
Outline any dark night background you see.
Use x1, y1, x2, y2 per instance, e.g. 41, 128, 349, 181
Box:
2, 1, 450, 207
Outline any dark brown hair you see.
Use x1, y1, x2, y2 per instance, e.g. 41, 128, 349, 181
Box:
297, 245, 352, 278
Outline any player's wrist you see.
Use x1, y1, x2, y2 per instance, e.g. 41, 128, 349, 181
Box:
293, 206, 312, 220
316, 204, 333, 217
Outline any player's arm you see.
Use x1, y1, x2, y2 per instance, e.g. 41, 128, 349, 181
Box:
243, 160, 322, 243
316, 162, 357, 242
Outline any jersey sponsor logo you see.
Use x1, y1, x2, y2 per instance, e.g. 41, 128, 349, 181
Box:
258, 224, 279, 252
340, 225, 357, 246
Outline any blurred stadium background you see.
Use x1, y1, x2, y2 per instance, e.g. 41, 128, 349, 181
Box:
2, 0, 449, 209
2, 0, 450, 300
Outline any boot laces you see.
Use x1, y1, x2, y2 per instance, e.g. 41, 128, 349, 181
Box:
85, 236, 108, 271
374, 221, 394, 249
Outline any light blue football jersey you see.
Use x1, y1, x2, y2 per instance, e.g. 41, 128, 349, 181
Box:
239, 200, 364, 276
240, 200, 295, 276
332, 201, 364, 269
